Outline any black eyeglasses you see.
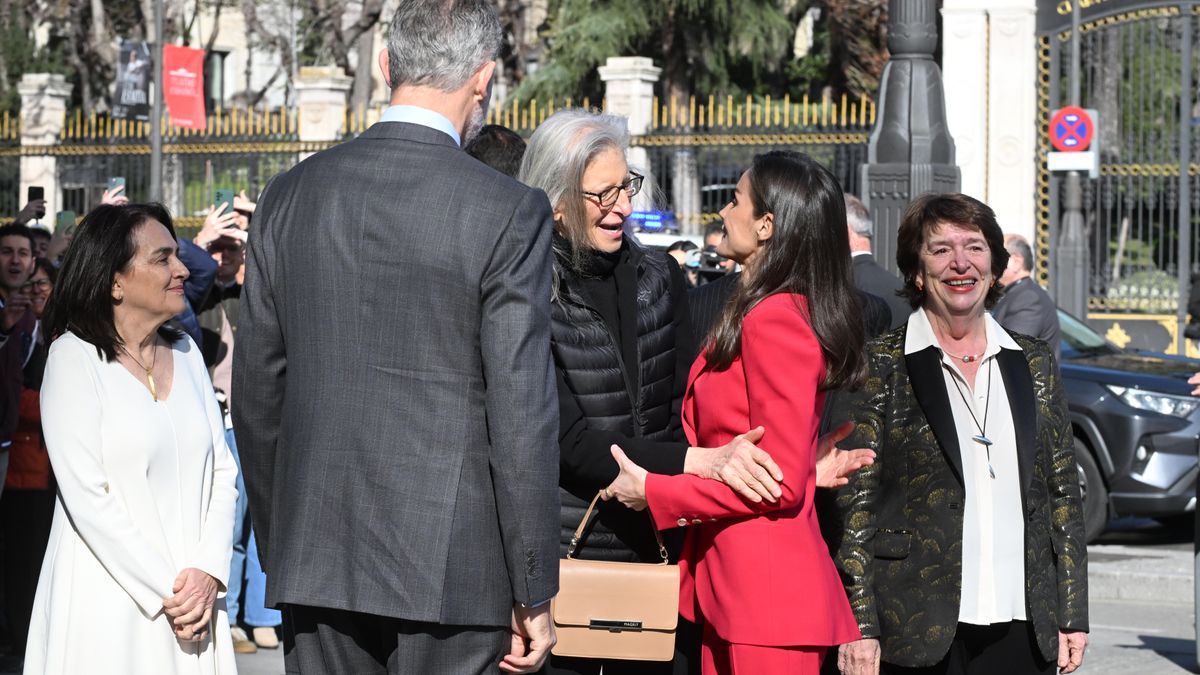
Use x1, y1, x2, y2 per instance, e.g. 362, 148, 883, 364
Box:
19, 279, 51, 293
581, 172, 644, 209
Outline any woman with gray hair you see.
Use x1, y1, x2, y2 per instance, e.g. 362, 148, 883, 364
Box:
520, 110, 869, 674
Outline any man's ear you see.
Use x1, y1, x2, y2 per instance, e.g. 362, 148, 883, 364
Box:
377, 48, 391, 88
474, 61, 497, 100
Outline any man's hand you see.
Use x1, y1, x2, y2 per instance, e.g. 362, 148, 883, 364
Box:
1058, 630, 1087, 673
684, 426, 782, 503
2, 292, 31, 332
194, 204, 241, 250
14, 199, 46, 225
162, 568, 219, 642
100, 184, 129, 206
838, 637, 880, 675
816, 421, 876, 488
500, 603, 555, 673
602, 445, 648, 511
1189, 371, 1200, 396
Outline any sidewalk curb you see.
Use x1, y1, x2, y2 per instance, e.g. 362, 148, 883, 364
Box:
1088, 545, 1192, 605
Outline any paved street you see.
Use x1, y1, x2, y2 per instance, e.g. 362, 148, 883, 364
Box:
231, 518, 1200, 675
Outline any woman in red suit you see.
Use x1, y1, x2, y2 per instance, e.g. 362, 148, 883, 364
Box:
604, 151, 866, 674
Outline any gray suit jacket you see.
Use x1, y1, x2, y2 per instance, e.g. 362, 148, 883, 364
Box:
232, 121, 560, 627
852, 253, 909, 329
992, 277, 1062, 359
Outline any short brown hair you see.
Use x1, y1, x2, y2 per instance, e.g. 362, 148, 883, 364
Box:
895, 193, 1009, 310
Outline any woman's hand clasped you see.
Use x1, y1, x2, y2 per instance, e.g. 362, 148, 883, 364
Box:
602, 445, 649, 511
162, 567, 219, 642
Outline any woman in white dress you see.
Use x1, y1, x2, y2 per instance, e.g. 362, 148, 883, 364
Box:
25, 203, 239, 674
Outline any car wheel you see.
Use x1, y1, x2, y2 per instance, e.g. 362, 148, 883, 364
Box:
1074, 438, 1108, 543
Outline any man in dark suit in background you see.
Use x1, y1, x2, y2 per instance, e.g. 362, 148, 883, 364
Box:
846, 195, 908, 329
993, 233, 1062, 359
232, 1, 560, 673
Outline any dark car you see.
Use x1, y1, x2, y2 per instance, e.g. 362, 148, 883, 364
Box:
1059, 310, 1200, 541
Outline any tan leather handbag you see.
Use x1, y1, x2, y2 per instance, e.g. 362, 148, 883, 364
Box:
550, 491, 680, 661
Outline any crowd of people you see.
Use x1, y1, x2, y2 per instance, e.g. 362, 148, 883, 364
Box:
2, 1, 1091, 674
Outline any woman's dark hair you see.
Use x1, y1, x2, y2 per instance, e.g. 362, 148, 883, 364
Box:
705, 151, 865, 390
43, 203, 184, 361
30, 258, 57, 284
895, 193, 1009, 310
666, 239, 698, 254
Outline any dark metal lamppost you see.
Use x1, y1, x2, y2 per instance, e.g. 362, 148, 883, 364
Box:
862, 0, 960, 274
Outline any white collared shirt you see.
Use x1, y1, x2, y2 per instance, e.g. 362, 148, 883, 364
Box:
905, 307, 1027, 624
378, 105, 461, 146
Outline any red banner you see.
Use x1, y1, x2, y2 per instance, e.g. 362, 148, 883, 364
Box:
163, 45, 206, 130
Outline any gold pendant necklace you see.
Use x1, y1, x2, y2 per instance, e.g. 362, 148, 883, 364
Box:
122, 339, 159, 401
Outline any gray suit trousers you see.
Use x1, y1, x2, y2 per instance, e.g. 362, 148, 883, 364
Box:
282, 604, 507, 675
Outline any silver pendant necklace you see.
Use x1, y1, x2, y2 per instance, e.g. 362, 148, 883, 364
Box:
949, 358, 996, 479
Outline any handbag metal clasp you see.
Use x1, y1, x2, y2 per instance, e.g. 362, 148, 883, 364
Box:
589, 619, 643, 632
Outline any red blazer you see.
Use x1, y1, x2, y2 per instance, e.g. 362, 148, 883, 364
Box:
644, 293, 860, 647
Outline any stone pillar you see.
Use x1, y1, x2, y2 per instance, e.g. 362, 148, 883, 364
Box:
941, 1, 988, 202
862, 0, 961, 273
18, 73, 72, 225
296, 66, 352, 159
599, 57, 662, 217
942, 0, 1038, 243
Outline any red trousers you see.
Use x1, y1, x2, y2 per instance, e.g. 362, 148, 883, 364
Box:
700, 621, 827, 675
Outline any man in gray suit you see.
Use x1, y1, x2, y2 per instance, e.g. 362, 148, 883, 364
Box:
232, 2, 559, 672
993, 233, 1062, 358
846, 195, 908, 329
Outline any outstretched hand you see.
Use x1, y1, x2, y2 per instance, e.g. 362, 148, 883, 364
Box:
602, 445, 649, 511
816, 421, 875, 488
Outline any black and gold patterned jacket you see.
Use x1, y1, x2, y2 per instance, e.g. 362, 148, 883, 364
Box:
826, 325, 1088, 667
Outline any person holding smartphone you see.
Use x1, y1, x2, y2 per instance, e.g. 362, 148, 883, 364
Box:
13, 188, 46, 228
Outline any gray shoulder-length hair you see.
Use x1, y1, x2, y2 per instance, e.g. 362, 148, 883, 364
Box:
519, 109, 631, 277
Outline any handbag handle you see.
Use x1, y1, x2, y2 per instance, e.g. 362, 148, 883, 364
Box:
566, 490, 669, 564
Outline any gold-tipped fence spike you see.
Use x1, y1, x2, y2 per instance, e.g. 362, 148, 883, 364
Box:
726, 95, 733, 129
707, 95, 715, 130
841, 93, 848, 127
802, 94, 810, 126
745, 95, 752, 128
689, 95, 696, 129
652, 96, 660, 129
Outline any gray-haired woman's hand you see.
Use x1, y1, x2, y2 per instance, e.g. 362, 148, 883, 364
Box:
162, 567, 219, 641
684, 426, 783, 503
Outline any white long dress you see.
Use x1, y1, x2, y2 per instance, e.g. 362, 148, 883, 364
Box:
24, 332, 239, 675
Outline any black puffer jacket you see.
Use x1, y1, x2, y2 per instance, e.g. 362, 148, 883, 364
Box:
551, 238, 694, 562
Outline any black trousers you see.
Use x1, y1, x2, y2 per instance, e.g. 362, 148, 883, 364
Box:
539, 617, 702, 675
1, 488, 55, 657
282, 604, 507, 675
881, 621, 1054, 675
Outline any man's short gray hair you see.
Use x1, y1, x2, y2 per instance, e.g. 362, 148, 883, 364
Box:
845, 194, 873, 240
385, 0, 502, 92
1005, 234, 1035, 272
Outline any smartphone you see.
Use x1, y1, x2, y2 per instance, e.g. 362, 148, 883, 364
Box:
107, 176, 126, 192
56, 210, 77, 237
27, 186, 44, 203
214, 188, 237, 215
